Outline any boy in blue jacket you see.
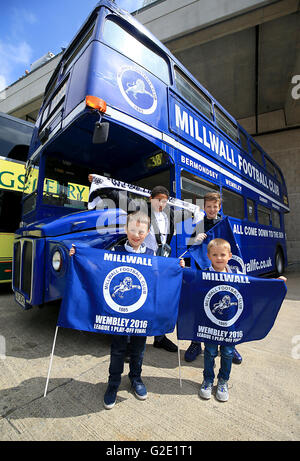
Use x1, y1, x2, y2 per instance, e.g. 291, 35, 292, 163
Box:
185, 192, 243, 365
199, 237, 286, 402
199, 238, 238, 402
69, 210, 154, 409
105, 210, 153, 409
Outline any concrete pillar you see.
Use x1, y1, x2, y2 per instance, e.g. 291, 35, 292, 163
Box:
254, 128, 300, 268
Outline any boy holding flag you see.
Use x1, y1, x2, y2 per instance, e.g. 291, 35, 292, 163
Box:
198, 237, 286, 402
185, 192, 243, 365
69, 210, 184, 409
199, 238, 237, 402
103, 211, 153, 409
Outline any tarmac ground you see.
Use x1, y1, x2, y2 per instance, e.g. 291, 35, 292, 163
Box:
0, 271, 299, 442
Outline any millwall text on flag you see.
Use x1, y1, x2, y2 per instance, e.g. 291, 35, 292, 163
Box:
58, 247, 183, 337
177, 269, 287, 345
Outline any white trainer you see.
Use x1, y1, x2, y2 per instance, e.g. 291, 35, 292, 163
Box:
199, 380, 213, 399
216, 379, 229, 402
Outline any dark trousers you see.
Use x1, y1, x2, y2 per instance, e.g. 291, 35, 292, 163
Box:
155, 335, 164, 342
203, 343, 234, 383
108, 335, 146, 388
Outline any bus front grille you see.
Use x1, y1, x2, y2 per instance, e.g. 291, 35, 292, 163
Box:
13, 241, 21, 289
13, 239, 33, 300
22, 241, 33, 297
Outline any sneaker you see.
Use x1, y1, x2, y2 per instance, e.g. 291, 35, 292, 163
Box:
131, 380, 147, 400
216, 379, 229, 402
153, 336, 178, 352
184, 342, 202, 362
199, 380, 213, 400
232, 348, 242, 364
103, 384, 118, 409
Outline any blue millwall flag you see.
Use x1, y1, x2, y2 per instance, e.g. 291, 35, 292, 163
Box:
177, 269, 287, 345
57, 247, 183, 337
188, 216, 245, 272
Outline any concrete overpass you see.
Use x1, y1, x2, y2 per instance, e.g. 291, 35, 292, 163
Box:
0, 0, 299, 265
0, 53, 62, 122
134, 0, 300, 266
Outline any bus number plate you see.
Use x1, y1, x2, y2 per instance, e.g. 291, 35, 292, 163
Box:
15, 291, 26, 308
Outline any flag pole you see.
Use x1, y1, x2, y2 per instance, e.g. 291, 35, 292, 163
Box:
177, 337, 182, 388
178, 250, 188, 260
44, 326, 59, 398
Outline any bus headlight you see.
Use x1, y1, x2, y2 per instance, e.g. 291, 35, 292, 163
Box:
52, 250, 63, 271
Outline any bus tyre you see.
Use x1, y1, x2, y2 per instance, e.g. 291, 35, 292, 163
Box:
275, 249, 284, 276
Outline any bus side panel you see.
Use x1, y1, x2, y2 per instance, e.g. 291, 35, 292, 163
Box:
229, 217, 286, 275
168, 92, 283, 206
64, 44, 94, 118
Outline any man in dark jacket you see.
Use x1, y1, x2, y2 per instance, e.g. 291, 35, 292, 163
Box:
143, 185, 178, 352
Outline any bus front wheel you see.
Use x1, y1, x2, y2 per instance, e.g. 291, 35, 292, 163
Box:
275, 249, 284, 276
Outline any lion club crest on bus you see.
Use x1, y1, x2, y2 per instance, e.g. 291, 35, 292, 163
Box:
103, 266, 148, 313
117, 66, 157, 114
204, 285, 244, 327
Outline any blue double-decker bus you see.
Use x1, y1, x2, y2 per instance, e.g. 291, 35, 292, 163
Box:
13, 0, 289, 309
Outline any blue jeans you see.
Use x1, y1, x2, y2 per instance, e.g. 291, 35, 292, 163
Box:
108, 335, 146, 388
203, 342, 234, 383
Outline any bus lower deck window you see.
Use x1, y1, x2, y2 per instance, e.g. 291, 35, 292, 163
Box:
222, 188, 245, 220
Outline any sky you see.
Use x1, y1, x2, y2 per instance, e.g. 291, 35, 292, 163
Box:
0, 0, 145, 91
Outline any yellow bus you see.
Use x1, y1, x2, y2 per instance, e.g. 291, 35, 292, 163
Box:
0, 112, 34, 283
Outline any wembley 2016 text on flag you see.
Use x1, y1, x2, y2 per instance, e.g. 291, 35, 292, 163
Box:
57, 246, 183, 337
177, 269, 287, 345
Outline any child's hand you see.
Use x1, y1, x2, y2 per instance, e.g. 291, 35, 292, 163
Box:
195, 232, 207, 242
278, 276, 287, 282
69, 245, 76, 256
179, 258, 185, 268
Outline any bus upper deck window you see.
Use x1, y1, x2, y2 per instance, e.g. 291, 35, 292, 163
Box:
174, 69, 213, 121
275, 167, 283, 184
103, 18, 170, 84
215, 107, 239, 143
265, 156, 276, 177
250, 142, 264, 167
239, 131, 250, 154
63, 22, 95, 75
